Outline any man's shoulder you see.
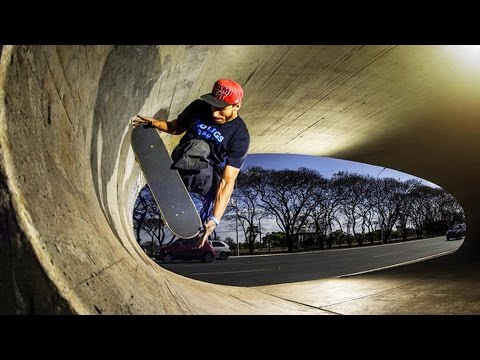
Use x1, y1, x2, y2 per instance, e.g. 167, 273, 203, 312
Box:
232, 115, 249, 135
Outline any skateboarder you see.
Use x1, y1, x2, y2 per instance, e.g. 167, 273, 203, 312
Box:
132, 79, 250, 247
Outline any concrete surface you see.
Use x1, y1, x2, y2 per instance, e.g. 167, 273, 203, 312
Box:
1, 45, 479, 314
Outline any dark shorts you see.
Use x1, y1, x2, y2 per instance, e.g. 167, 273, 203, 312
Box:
171, 139, 222, 222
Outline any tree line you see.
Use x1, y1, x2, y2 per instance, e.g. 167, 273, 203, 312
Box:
224, 167, 464, 254
133, 167, 465, 256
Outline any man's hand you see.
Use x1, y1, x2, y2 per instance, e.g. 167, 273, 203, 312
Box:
131, 114, 153, 127
196, 219, 217, 248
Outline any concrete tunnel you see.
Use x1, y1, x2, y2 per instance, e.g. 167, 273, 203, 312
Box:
1, 45, 480, 314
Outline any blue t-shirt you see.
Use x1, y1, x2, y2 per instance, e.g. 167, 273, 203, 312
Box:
176, 99, 250, 169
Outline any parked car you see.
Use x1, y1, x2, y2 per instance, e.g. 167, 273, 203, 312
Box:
446, 223, 466, 241
209, 240, 231, 260
155, 238, 215, 263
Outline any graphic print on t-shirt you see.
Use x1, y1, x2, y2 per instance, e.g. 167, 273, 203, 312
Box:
193, 119, 224, 143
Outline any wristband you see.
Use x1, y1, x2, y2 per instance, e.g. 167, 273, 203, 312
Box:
210, 216, 220, 226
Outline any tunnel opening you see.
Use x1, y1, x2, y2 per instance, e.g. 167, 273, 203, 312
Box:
129, 153, 466, 287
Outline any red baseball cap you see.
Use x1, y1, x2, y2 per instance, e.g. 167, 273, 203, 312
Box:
201, 79, 244, 108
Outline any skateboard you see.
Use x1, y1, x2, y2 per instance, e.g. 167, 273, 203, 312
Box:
131, 125, 203, 239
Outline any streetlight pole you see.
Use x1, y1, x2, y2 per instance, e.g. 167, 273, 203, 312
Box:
235, 203, 239, 256
234, 179, 240, 257
377, 166, 386, 178
258, 218, 262, 250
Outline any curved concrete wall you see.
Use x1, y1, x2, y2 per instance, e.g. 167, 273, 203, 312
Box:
1, 45, 479, 314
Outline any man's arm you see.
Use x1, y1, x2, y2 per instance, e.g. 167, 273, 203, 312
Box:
198, 165, 240, 246
132, 114, 185, 135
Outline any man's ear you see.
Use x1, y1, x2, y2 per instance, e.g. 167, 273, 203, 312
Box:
235, 103, 242, 111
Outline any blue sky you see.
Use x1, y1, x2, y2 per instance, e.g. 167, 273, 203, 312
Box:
242, 154, 440, 188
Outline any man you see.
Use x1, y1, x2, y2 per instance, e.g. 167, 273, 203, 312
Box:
132, 79, 250, 247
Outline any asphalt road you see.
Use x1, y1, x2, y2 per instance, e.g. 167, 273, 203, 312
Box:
156, 236, 463, 287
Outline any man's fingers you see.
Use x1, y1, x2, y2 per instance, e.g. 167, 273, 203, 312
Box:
197, 233, 207, 248
196, 226, 211, 248
130, 115, 151, 128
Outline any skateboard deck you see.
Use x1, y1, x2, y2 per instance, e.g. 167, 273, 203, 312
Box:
131, 125, 202, 239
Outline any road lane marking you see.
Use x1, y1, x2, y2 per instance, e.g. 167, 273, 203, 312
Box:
338, 250, 456, 278
193, 267, 278, 275
373, 251, 403, 257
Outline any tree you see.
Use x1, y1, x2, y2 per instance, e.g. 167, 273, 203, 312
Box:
438, 191, 465, 228
251, 167, 325, 252
263, 232, 286, 250
310, 174, 346, 249
369, 177, 405, 243
225, 167, 270, 254
396, 179, 422, 241
132, 185, 176, 255
334, 172, 373, 247
224, 236, 235, 249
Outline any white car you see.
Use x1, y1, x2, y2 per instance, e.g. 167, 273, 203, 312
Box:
209, 240, 231, 260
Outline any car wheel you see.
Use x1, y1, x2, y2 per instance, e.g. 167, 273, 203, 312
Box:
203, 253, 214, 263
163, 254, 173, 263
220, 252, 229, 260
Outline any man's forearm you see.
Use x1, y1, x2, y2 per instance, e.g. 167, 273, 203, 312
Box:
212, 178, 235, 221
148, 118, 168, 132
197, 165, 240, 246
150, 118, 181, 134
212, 165, 241, 222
